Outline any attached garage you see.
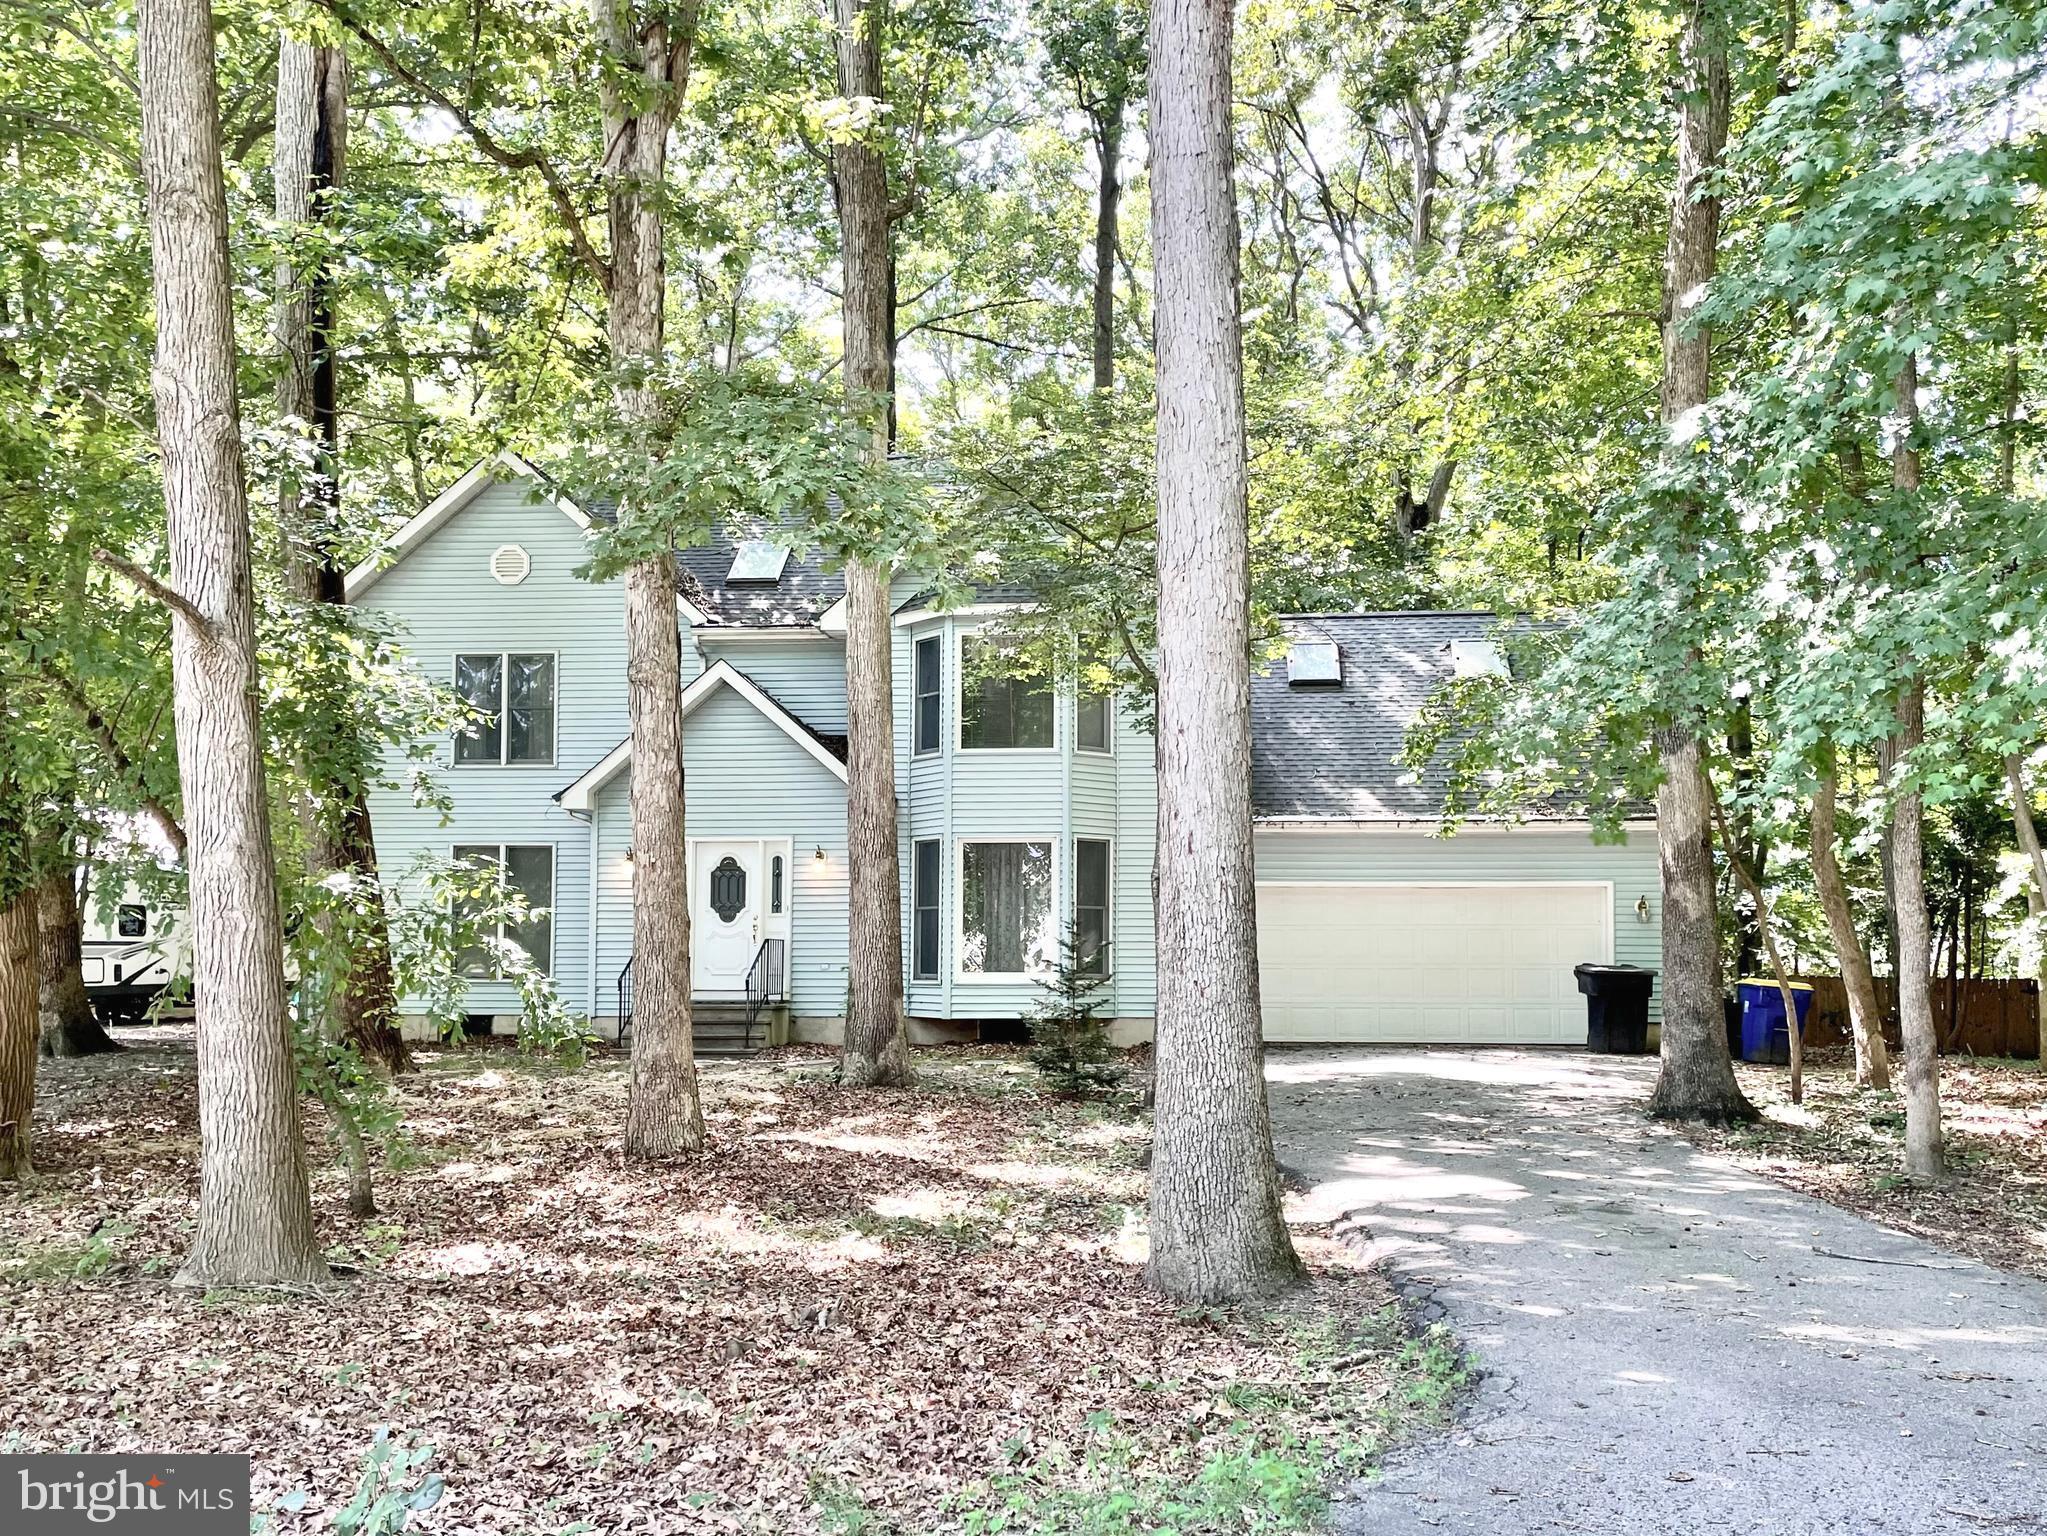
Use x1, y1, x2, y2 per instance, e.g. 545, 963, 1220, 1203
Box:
1246, 614, 1664, 1048
1256, 881, 1614, 1044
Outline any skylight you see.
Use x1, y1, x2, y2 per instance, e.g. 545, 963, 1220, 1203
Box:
1286, 639, 1341, 686
1450, 638, 1510, 680
725, 540, 791, 584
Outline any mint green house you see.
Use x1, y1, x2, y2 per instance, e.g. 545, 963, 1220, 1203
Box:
347, 455, 1662, 1048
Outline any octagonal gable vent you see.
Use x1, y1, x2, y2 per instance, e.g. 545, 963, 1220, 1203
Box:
489, 543, 532, 586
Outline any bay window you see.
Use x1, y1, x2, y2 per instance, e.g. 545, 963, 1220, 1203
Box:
958, 840, 1054, 977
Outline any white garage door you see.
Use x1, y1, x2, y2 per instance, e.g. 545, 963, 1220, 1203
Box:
1256, 883, 1612, 1044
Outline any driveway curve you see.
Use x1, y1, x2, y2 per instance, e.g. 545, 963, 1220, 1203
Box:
1267, 1047, 2047, 1535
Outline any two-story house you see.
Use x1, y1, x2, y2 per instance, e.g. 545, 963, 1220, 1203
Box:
346, 453, 1663, 1048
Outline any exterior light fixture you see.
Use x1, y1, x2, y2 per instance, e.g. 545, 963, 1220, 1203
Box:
1635, 894, 1651, 922
813, 845, 828, 864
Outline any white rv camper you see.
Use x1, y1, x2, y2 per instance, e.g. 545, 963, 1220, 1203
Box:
80, 884, 189, 1022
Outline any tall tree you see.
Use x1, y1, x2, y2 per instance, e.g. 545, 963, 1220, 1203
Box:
329, 0, 711, 1152
274, 34, 409, 1076
594, 0, 712, 1156
1882, 353, 1942, 1182
1645, 0, 1752, 1125
1143, 0, 1301, 1304
831, 0, 912, 1089
136, 0, 326, 1285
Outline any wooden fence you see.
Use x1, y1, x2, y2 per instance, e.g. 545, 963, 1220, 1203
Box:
1791, 975, 2041, 1059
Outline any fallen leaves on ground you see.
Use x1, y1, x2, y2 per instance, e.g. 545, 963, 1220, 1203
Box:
1, 1032, 1436, 1535
1693, 1051, 2047, 1279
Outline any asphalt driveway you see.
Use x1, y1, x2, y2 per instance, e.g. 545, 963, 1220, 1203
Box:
1266, 1047, 2047, 1535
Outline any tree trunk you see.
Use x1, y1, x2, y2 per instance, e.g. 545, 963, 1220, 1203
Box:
593, 0, 708, 1157
833, 0, 911, 1089
1811, 754, 1889, 1088
1728, 701, 1764, 981
1884, 352, 1942, 1183
1645, 0, 1751, 1125
2004, 755, 2047, 1043
37, 862, 121, 1058
1090, 105, 1123, 393
274, 38, 409, 1076
1648, 730, 1754, 1122
1144, 0, 1302, 1305
0, 793, 36, 1179
139, 0, 326, 1286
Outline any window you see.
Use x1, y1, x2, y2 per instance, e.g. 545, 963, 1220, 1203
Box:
116, 903, 147, 938
913, 635, 941, 754
1074, 839, 1111, 976
959, 840, 1054, 977
1286, 639, 1341, 687
1449, 638, 1510, 680
708, 856, 747, 923
452, 844, 554, 978
453, 653, 556, 765
1076, 688, 1113, 754
771, 855, 785, 915
726, 540, 791, 583
912, 840, 941, 980
959, 636, 1053, 750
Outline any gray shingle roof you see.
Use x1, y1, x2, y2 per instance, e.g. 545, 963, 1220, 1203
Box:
1251, 612, 1522, 821
674, 512, 845, 629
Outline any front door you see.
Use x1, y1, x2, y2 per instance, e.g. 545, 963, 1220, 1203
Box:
691, 841, 762, 995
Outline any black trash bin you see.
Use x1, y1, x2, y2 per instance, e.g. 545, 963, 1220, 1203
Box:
1574, 963, 1656, 1054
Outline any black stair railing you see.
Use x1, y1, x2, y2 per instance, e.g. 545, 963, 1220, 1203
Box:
743, 937, 785, 1051
616, 956, 633, 1045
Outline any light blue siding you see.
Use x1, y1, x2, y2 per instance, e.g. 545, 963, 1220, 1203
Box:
357, 474, 621, 1017
1250, 827, 1665, 1017
592, 681, 851, 1019
697, 635, 848, 732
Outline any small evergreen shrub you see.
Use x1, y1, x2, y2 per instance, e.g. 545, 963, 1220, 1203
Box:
1026, 927, 1123, 1097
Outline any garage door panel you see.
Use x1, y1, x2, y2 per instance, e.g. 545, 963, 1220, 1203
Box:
1256, 883, 1610, 1045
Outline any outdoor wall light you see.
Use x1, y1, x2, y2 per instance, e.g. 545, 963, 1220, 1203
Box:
813, 845, 828, 865
624, 847, 634, 864
1635, 894, 1651, 922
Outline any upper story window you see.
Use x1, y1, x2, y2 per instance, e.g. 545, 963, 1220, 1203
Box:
913, 635, 941, 755
959, 635, 1053, 751
1076, 687, 1113, 754
454, 653, 556, 765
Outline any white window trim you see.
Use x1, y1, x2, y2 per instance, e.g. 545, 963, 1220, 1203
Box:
912, 633, 943, 758
450, 649, 560, 768
911, 836, 943, 981
954, 627, 1059, 756
1072, 835, 1115, 978
450, 841, 558, 979
954, 835, 1059, 984
1074, 686, 1115, 757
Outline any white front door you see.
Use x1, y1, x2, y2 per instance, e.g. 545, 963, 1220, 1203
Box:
692, 840, 763, 996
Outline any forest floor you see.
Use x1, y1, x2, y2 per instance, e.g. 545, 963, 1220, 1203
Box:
1694, 1050, 2047, 1280
1, 1032, 1462, 1535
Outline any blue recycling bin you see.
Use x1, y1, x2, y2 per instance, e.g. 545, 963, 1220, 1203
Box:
1736, 979, 1814, 1064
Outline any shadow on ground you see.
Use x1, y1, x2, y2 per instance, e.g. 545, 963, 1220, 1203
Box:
1268, 1047, 2047, 1535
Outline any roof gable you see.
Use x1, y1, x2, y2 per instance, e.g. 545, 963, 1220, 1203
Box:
344, 451, 592, 602
555, 659, 848, 812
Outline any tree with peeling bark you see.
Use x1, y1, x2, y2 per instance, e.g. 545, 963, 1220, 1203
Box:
1643, 0, 1751, 1126
1143, 0, 1301, 1305
136, 0, 326, 1285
